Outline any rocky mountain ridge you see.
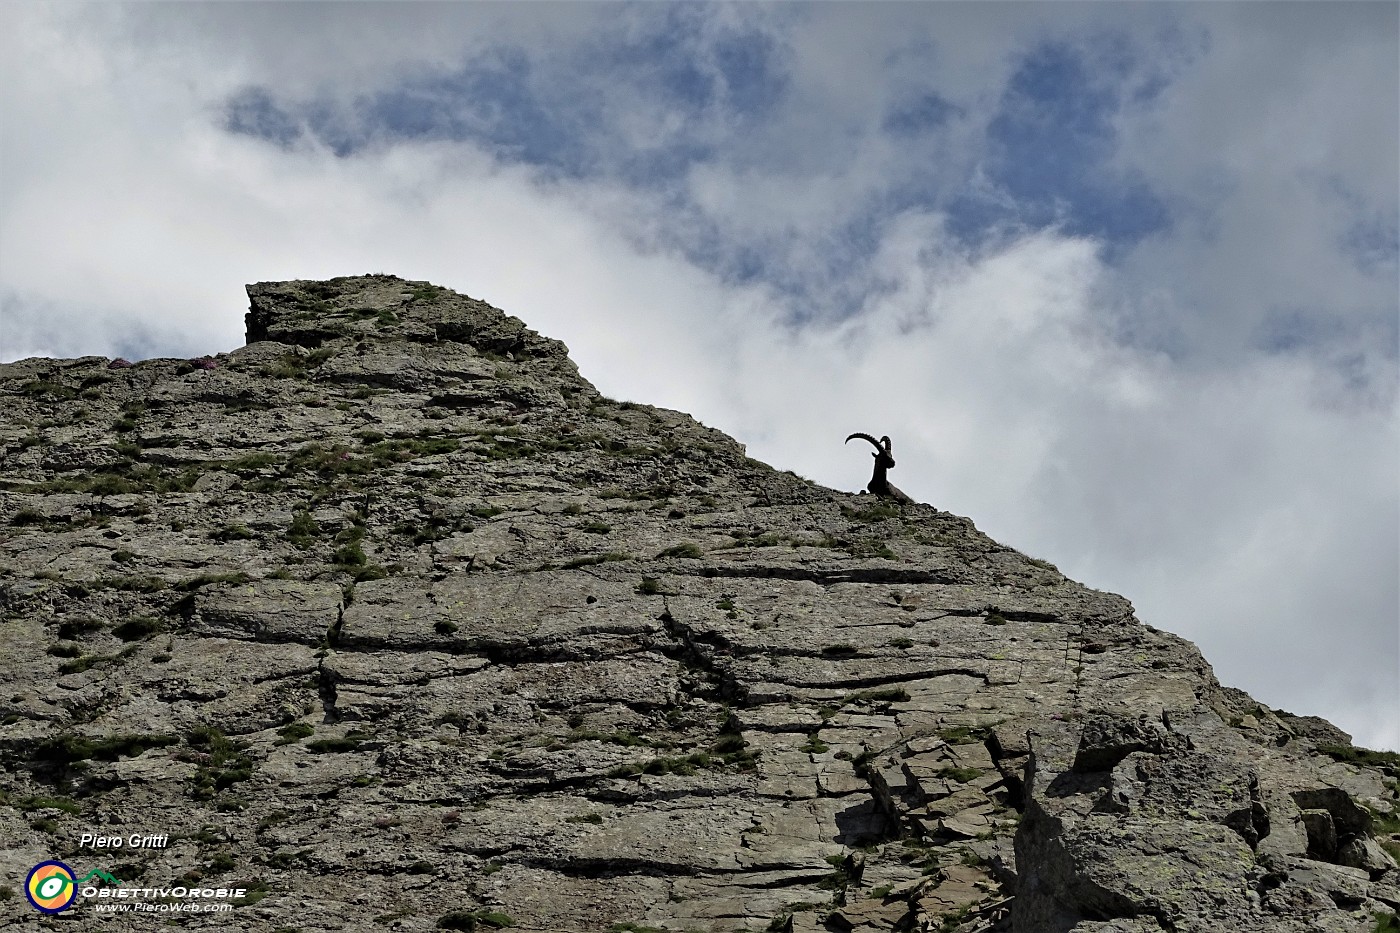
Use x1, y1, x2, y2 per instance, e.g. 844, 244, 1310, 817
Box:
0, 274, 1396, 932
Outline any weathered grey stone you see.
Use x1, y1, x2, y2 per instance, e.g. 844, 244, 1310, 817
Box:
0, 275, 1395, 933
1256, 790, 1312, 864
1301, 808, 1339, 861
1337, 834, 1397, 876
1293, 786, 1374, 837
194, 579, 342, 644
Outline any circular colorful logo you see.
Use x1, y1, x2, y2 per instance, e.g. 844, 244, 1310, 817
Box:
26, 860, 77, 914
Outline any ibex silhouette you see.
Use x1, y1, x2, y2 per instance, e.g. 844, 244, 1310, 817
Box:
845, 433, 913, 504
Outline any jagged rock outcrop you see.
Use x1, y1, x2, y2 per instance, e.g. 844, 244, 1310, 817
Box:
0, 275, 1396, 932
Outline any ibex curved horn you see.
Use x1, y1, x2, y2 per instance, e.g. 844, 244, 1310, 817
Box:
844, 432, 885, 453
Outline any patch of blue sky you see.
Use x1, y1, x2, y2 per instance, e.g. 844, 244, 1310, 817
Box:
750, 213, 899, 325
1255, 307, 1345, 355
220, 13, 785, 189
218, 21, 1186, 321
369, 51, 596, 176
1344, 217, 1400, 279
882, 92, 962, 137
708, 29, 788, 116
725, 244, 769, 287
1292, 174, 1396, 283
946, 39, 1171, 256
303, 101, 368, 160
223, 88, 364, 159
660, 215, 847, 323
1254, 306, 1399, 370
223, 87, 302, 148
600, 7, 717, 112
222, 60, 594, 174
1325, 344, 1400, 407
595, 5, 788, 117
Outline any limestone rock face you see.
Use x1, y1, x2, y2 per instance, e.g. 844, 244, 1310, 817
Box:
1, 275, 1396, 932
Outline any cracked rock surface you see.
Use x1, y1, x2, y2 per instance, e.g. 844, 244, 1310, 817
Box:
1, 275, 1396, 932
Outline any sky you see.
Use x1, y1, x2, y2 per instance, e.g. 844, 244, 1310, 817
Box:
1, 2, 1396, 751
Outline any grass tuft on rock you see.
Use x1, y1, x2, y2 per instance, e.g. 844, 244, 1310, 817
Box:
306, 731, 368, 754
188, 727, 254, 798
1317, 744, 1400, 778
112, 617, 162, 641
274, 723, 315, 746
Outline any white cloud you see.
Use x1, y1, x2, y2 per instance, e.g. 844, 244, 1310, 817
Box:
1, 3, 1395, 750
1108, 2, 1398, 366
